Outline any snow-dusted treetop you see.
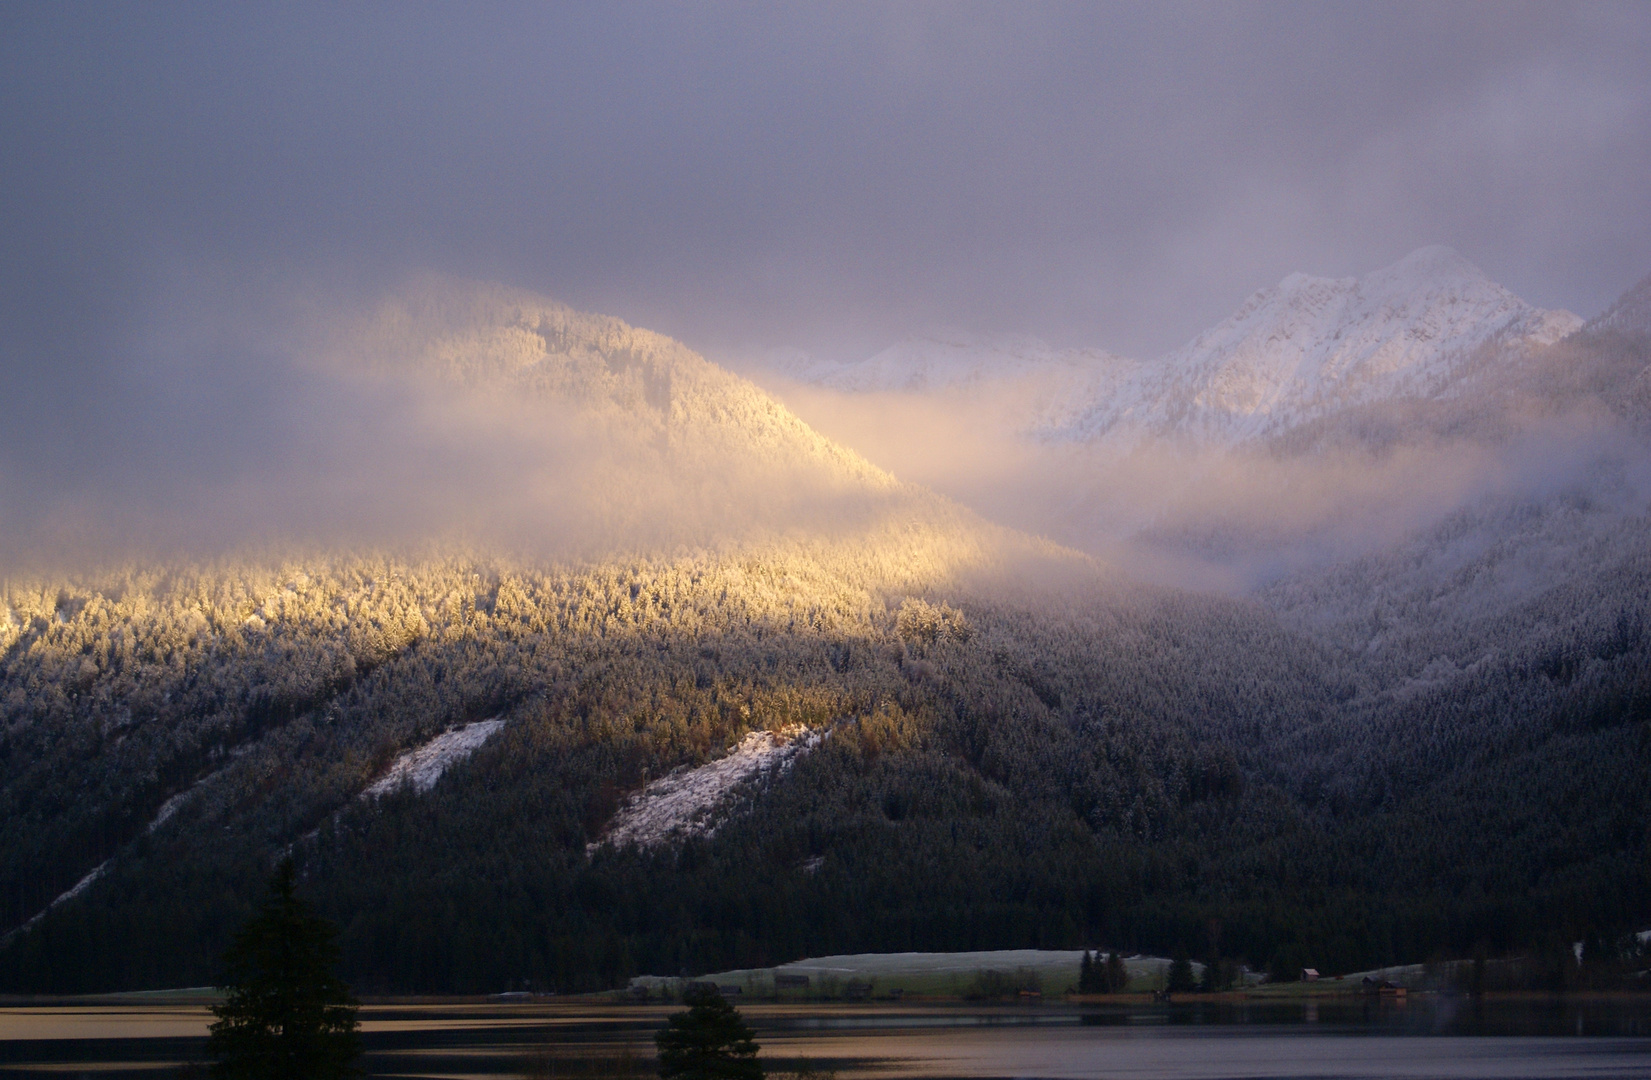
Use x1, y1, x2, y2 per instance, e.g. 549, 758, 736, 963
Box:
1042, 245, 1581, 447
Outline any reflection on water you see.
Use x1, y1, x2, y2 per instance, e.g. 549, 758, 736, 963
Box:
1067, 996, 1651, 1037
1, 998, 1649, 1079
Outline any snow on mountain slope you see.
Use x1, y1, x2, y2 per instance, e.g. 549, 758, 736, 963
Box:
363, 718, 505, 798
343, 279, 898, 493
1047, 246, 1581, 447
0, 862, 109, 946
590, 725, 822, 852
767, 248, 1579, 455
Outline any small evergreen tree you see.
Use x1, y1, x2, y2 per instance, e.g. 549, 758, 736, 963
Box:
1104, 952, 1128, 993
1078, 951, 1095, 993
1167, 947, 1196, 994
207, 859, 360, 1080
656, 985, 761, 1080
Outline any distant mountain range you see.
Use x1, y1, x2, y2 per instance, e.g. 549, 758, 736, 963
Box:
773, 246, 1586, 449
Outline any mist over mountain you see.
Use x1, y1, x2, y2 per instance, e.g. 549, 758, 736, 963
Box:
756, 248, 1642, 590
0, 276, 982, 574
766, 332, 1133, 403
2, 258, 1648, 997
5, 3, 1651, 1011
763, 248, 1580, 441
1586, 271, 1651, 340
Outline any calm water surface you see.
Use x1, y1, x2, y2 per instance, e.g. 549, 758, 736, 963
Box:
2, 998, 1650, 1079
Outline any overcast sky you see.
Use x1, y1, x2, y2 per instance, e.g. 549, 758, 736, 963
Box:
5, 2, 1649, 364
2, 1, 1650, 542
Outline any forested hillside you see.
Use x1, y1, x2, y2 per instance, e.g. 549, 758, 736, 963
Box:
2, 280, 1648, 994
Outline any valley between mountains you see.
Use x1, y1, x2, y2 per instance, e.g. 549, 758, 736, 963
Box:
3, 254, 1649, 994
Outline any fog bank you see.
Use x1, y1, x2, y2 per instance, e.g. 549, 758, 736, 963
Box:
758, 368, 1651, 592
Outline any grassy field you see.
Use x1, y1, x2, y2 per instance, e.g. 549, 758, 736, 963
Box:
627, 949, 1189, 999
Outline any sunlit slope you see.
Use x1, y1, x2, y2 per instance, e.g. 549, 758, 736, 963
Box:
0, 531, 1341, 993
0, 279, 1112, 971
340, 277, 1098, 584
0, 535, 1333, 994
310, 278, 1086, 575
344, 279, 894, 488
0, 283, 1335, 995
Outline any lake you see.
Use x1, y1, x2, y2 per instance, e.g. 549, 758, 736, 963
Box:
3, 996, 1651, 1079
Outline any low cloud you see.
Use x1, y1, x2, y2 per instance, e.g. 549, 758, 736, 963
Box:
756, 370, 1649, 592
0, 277, 919, 575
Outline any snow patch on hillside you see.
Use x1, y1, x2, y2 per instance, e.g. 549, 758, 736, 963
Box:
7, 718, 507, 943
592, 726, 820, 853
363, 718, 505, 797
2, 862, 108, 945
148, 776, 214, 833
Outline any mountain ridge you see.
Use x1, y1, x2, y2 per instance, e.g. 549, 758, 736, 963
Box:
1582, 270, 1651, 338
766, 247, 1584, 451
1054, 244, 1581, 447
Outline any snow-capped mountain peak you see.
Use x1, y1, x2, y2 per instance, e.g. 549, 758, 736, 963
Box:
1046, 245, 1582, 446
1363, 243, 1488, 291
762, 247, 1582, 452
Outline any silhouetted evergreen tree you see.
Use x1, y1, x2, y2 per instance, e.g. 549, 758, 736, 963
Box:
655, 985, 761, 1080
1104, 952, 1128, 993
1167, 947, 1196, 993
207, 859, 360, 1080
